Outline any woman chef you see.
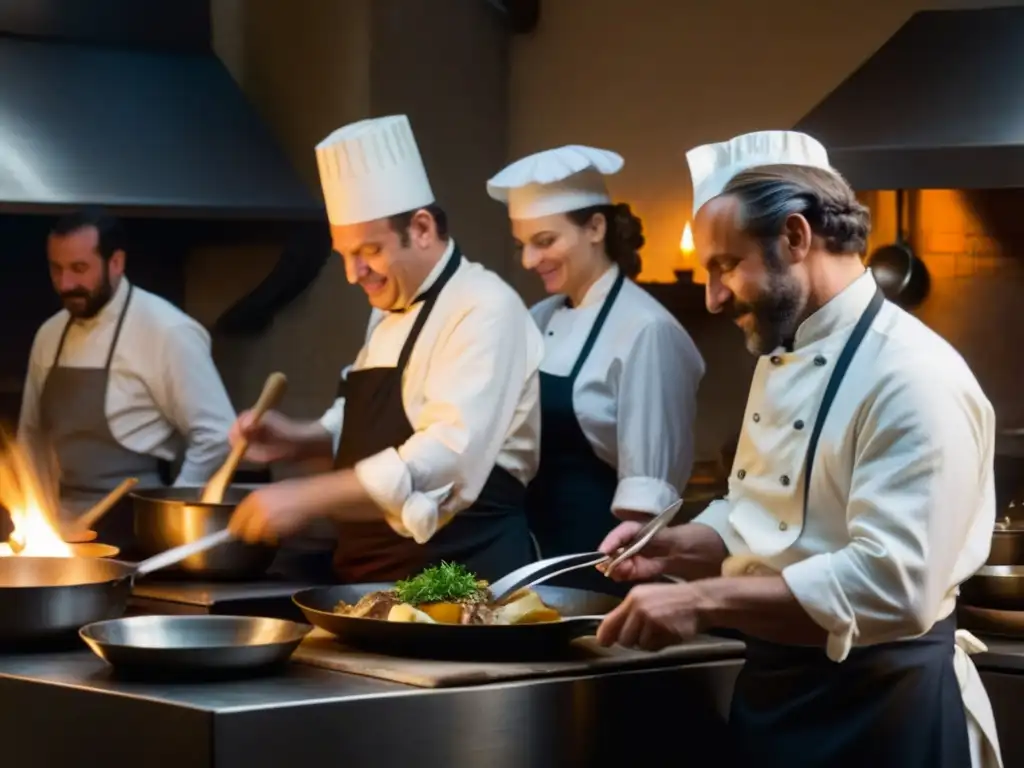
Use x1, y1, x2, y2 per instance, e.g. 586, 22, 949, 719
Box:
486, 145, 705, 591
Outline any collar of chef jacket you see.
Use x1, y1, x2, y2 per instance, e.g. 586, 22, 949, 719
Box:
727, 270, 879, 558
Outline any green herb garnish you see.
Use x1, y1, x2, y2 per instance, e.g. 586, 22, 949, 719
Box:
394, 562, 485, 604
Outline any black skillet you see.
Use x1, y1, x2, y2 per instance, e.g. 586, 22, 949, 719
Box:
293, 583, 620, 661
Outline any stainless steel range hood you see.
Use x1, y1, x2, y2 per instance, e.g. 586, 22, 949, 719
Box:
795, 7, 1024, 191
0, 35, 322, 219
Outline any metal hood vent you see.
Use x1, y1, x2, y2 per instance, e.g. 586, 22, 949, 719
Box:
795, 7, 1024, 191
0, 35, 322, 219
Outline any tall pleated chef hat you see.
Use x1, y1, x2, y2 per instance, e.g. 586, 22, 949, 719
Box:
315, 114, 435, 226
686, 130, 831, 216
486, 145, 624, 220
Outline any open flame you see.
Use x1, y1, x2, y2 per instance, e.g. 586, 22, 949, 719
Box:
0, 433, 71, 557
680, 221, 694, 254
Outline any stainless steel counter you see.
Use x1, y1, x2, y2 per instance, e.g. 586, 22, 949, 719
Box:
0, 643, 744, 768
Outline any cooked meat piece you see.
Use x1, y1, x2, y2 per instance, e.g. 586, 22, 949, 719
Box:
335, 591, 401, 619
461, 603, 495, 625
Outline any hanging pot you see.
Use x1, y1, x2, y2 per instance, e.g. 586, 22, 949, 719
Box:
866, 190, 930, 308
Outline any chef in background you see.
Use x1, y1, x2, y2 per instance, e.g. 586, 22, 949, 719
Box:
228, 114, 543, 583
18, 208, 236, 551
486, 145, 704, 593
596, 131, 1001, 767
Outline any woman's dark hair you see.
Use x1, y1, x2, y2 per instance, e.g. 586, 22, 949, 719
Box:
565, 203, 644, 279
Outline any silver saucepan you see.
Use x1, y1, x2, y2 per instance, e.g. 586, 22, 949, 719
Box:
132, 486, 277, 579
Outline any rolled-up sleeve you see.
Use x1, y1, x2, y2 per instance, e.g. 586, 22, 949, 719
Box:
782, 369, 993, 662
612, 320, 705, 517
354, 293, 538, 519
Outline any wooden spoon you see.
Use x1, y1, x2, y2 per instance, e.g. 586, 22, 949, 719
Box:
200, 372, 288, 504
62, 477, 140, 542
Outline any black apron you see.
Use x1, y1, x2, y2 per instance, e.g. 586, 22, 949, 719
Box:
525, 270, 629, 595
331, 246, 535, 583
38, 285, 163, 555
729, 287, 973, 768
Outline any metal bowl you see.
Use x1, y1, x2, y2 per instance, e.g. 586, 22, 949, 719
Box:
80, 615, 312, 674
132, 486, 278, 580
961, 565, 1024, 610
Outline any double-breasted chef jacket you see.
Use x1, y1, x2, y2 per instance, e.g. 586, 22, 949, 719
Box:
17, 278, 236, 549
694, 269, 1002, 767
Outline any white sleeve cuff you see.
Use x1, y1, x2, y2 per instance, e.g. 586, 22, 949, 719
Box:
353, 447, 412, 519
612, 476, 678, 518
782, 553, 858, 662
319, 401, 344, 456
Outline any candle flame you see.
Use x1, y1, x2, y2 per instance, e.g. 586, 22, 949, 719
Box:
680, 221, 694, 254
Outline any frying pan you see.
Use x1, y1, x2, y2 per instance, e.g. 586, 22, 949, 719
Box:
293, 583, 619, 661
0, 530, 232, 645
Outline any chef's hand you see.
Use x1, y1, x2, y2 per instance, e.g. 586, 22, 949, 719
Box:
229, 409, 302, 463
597, 521, 681, 582
596, 582, 703, 651
228, 482, 318, 544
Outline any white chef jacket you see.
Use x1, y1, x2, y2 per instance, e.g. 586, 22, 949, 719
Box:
18, 278, 236, 486
694, 270, 1001, 767
320, 240, 544, 526
530, 264, 705, 516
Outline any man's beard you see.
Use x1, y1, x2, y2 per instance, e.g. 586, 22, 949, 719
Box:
724, 246, 805, 356
60, 267, 114, 319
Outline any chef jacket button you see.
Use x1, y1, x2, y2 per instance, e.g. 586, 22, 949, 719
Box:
813, 355, 827, 366
752, 413, 761, 423
547, 330, 554, 336
770, 355, 783, 366
794, 419, 805, 430
737, 469, 747, 480
780, 474, 791, 486
779, 521, 788, 531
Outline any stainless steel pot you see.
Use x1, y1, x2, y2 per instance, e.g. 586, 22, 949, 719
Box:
961, 565, 1024, 611
132, 486, 277, 580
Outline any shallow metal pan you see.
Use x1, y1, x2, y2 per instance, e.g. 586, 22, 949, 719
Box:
293, 583, 618, 661
79, 615, 312, 678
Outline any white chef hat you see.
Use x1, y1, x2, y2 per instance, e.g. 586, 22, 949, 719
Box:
686, 130, 831, 216
486, 145, 624, 220
315, 114, 435, 226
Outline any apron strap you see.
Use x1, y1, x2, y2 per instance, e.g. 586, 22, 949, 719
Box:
803, 286, 885, 504
568, 269, 626, 382
395, 244, 462, 373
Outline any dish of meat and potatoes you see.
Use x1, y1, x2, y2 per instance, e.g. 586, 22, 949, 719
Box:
333, 562, 563, 625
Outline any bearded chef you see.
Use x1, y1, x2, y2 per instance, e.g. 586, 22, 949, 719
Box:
595, 130, 1002, 768
17, 208, 236, 551
486, 145, 704, 594
227, 115, 543, 582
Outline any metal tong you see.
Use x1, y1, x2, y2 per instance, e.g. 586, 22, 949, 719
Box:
489, 498, 684, 603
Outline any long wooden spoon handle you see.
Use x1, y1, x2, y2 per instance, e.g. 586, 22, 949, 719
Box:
71, 477, 140, 533
200, 372, 288, 504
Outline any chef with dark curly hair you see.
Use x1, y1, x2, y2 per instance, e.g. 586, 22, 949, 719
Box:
486, 146, 705, 592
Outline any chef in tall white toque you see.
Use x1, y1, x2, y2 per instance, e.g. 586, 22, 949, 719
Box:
594, 130, 1002, 767
228, 115, 544, 583
486, 145, 704, 593
18, 208, 236, 552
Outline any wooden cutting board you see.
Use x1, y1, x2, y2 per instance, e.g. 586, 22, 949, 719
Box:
291, 628, 746, 688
